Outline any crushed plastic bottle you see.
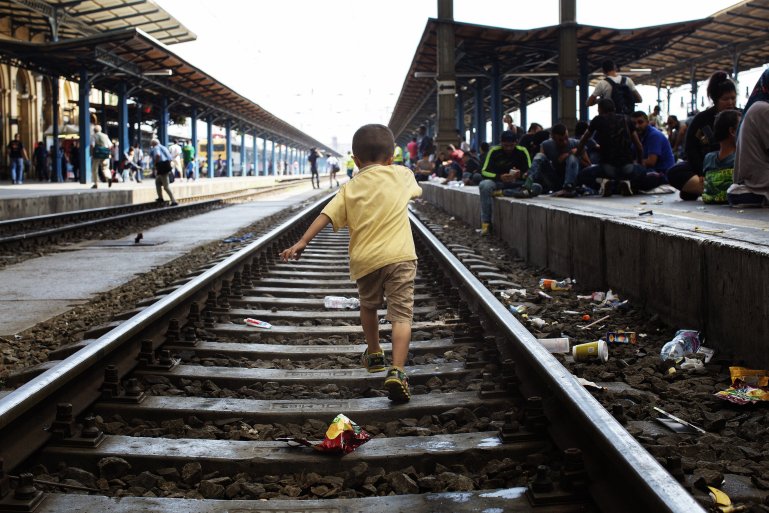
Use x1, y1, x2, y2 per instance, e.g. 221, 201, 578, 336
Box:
323, 296, 360, 309
539, 278, 573, 291
659, 330, 701, 361
577, 291, 606, 302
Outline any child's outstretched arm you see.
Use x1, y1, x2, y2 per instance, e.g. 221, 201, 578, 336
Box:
280, 213, 331, 261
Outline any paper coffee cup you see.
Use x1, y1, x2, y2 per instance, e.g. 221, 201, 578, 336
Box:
572, 340, 608, 362
538, 337, 570, 354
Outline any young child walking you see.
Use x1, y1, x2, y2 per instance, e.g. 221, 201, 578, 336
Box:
280, 124, 422, 402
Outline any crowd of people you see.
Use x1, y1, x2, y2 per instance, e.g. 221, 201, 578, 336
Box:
393, 61, 769, 235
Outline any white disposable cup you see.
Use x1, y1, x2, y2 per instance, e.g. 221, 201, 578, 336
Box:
538, 337, 570, 354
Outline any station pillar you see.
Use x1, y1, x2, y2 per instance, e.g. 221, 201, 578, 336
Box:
190, 106, 198, 180
252, 130, 258, 177
262, 137, 268, 176
473, 80, 485, 150
240, 130, 246, 175
579, 55, 590, 122
52, 76, 60, 182
270, 140, 275, 175
551, 77, 560, 127
519, 83, 528, 131
490, 61, 502, 144
225, 119, 233, 177
78, 67, 91, 184
117, 81, 128, 160
558, 0, 578, 131
455, 87, 464, 138
434, 0, 457, 155
158, 96, 169, 147
206, 116, 213, 179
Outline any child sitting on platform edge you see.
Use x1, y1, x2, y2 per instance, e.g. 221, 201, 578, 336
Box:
280, 124, 422, 402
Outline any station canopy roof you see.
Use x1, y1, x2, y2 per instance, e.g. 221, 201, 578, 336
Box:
0, 28, 335, 153
0, 0, 196, 45
389, 0, 769, 142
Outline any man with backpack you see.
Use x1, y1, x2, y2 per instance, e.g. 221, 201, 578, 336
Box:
587, 60, 642, 117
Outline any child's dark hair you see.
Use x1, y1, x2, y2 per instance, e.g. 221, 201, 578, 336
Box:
352, 124, 394, 163
712, 109, 741, 142
706, 71, 736, 103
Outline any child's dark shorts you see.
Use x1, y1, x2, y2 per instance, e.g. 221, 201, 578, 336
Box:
356, 260, 417, 323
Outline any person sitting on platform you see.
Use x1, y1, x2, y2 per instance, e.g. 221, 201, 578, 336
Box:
576, 98, 643, 196
700, 109, 740, 204
727, 69, 769, 207
528, 123, 589, 197
629, 110, 675, 192
477, 130, 540, 236
461, 151, 482, 185
667, 71, 737, 200
575, 120, 600, 166
413, 153, 433, 182
518, 123, 547, 161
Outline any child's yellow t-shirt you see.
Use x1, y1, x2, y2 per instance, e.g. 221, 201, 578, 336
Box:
321, 164, 422, 280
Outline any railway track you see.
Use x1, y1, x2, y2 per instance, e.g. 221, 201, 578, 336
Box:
0, 179, 307, 253
0, 195, 705, 513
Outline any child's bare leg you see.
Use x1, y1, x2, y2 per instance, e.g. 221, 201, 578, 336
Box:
390, 321, 411, 368
360, 305, 382, 354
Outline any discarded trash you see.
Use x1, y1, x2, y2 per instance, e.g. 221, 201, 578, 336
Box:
277, 414, 371, 454
577, 291, 605, 302
536, 290, 553, 300
539, 278, 573, 291
579, 314, 610, 330
654, 406, 706, 434
679, 357, 704, 371
572, 340, 608, 362
509, 304, 527, 316
697, 346, 715, 363
223, 232, 254, 243
530, 317, 547, 329
537, 337, 570, 354
693, 226, 725, 234
323, 296, 360, 309
606, 331, 637, 345
576, 377, 606, 390
638, 210, 653, 216
659, 330, 701, 361
707, 486, 733, 511
244, 318, 272, 329
653, 199, 663, 205
561, 310, 582, 315
582, 314, 591, 321
715, 380, 769, 405
500, 288, 527, 298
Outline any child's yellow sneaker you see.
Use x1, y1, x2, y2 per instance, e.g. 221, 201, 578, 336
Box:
361, 348, 386, 373
384, 367, 411, 402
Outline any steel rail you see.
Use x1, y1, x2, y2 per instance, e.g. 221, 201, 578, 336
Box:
408, 210, 706, 513
0, 192, 333, 470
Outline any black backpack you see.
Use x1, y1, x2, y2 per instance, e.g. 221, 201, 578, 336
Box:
606, 76, 634, 115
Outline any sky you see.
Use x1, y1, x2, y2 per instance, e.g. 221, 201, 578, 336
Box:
155, 0, 762, 150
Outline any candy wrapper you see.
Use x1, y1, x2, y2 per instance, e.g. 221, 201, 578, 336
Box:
714, 367, 769, 405
278, 414, 371, 455
245, 318, 272, 329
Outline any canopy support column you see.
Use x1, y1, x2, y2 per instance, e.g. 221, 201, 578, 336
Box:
190, 106, 198, 180
78, 67, 91, 184
206, 115, 213, 179
158, 96, 169, 147
473, 80, 485, 150
52, 76, 60, 182
519, 83, 528, 132
225, 118, 233, 177
490, 61, 502, 144
117, 81, 128, 161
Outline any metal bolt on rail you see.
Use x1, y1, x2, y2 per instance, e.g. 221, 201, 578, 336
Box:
560, 448, 589, 492
231, 272, 243, 298
187, 303, 202, 325
49, 403, 75, 439
217, 281, 231, 310
524, 396, 548, 431
138, 340, 157, 366
81, 416, 102, 440
531, 465, 554, 493
499, 411, 521, 442
165, 319, 181, 344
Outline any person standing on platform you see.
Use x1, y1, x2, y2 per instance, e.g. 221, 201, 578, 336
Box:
345, 150, 356, 178
393, 142, 404, 167
406, 136, 418, 168
281, 123, 422, 403
7, 133, 28, 185
308, 147, 320, 189
69, 141, 80, 182
149, 139, 178, 206
168, 140, 182, 179
90, 125, 111, 189
33, 142, 48, 182
326, 153, 340, 188
182, 140, 195, 180
132, 144, 143, 182
587, 60, 642, 116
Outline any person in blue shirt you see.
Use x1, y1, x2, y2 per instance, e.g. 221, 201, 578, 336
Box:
629, 110, 675, 191
149, 139, 178, 206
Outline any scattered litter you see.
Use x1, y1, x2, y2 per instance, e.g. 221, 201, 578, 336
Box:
499, 288, 526, 299
606, 331, 636, 345
530, 317, 547, 329
572, 340, 608, 362
654, 406, 706, 434
653, 199, 663, 205
579, 314, 610, 330
582, 314, 591, 321
577, 291, 605, 302
244, 318, 272, 329
659, 330, 701, 361
323, 296, 360, 309
714, 367, 769, 405
576, 377, 606, 391
537, 337, 570, 353
223, 232, 254, 243
638, 210, 653, 216
561, 310, 582, 315
134, 232, 143, 244
707, 486, 737, 512
679, 357, 704, 371
639, 200, 647, 205
536, 290, 553, 300
509, 304, 527, 316
539, 278, 573, 291
697, 346, 715, 363
277, 414, 371, 455
693, 226, 725, 234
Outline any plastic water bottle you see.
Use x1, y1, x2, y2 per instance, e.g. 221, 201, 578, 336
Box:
539, 278, 573, 291
659, 330, 701, 361
323, 296, 360, 309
